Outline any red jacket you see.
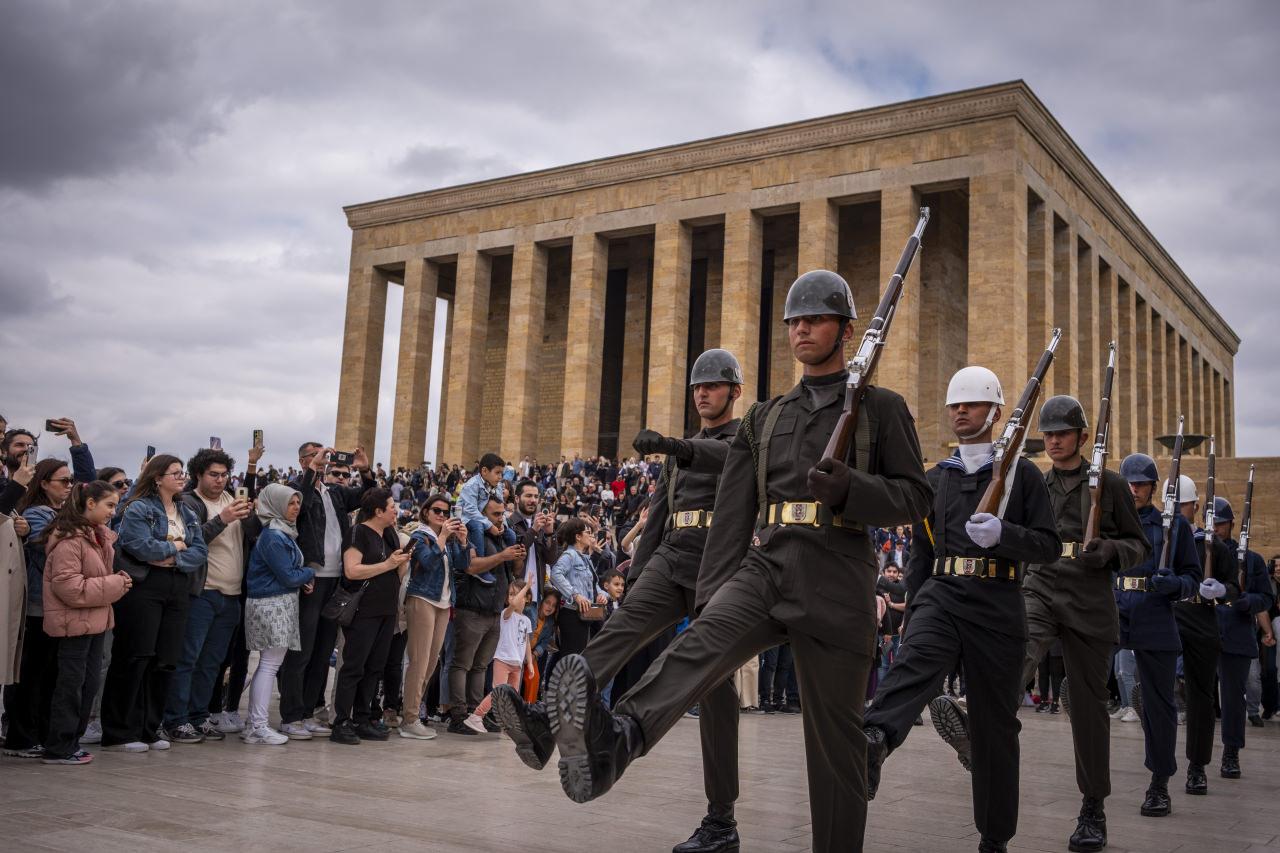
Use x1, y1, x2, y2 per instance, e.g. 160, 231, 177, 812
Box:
43, 525, 129, 638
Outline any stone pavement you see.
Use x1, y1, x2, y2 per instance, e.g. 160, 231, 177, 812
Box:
1, 706, 1278, 852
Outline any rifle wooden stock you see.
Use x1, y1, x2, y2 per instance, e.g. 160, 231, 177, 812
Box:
975, 329, 1061, 517
1084, 341, 1117, 543
821, 207, 929, 462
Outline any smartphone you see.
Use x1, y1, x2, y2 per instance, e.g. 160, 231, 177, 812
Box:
252, 429, 263, 449
27, 442, 38, 464
209, 436, 222, 451
145, 445, 156, 459
44, 419, 63, 434
450, 505, 463, 521
235, 487, 249, 501
329, 450, 355, 466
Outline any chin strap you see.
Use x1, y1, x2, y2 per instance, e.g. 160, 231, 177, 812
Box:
956, 406, 998, 442
825, 320, 848, 364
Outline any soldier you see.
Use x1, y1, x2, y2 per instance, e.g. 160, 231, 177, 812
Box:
493, 348, 745, 853
1214, 498, 1275, 779
1114, 454, 1202, 817
1017, 396, 1149, 853
1170, 476, 1230, 796
536, 270, 931, 853
863, 366, 1061, 853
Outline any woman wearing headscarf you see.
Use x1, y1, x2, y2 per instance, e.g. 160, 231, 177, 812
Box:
242, 484, 314, 745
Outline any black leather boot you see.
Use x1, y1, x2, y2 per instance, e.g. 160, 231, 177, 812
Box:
864, 725, 888, 800
1185, 763, 1207, 795
928, 694, 973, 771
977, 838, 1008, 853
1140, 776, 1171, 817
547, 654, 644, 803
1221, 745, 1242, 778
672, 812, 741, 853
1067, 796, 1107, 852
492, 684, 555, 770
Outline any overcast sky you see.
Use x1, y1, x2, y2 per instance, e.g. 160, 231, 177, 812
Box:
2, 0, 1277, 472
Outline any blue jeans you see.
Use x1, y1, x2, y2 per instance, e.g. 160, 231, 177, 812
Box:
878, 635, 901, 684
1114, 648, 1137, 708
164, 589, 242, 728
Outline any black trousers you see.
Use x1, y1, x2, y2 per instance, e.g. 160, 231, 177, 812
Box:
1132, 649, 1178, 779
759, 643, 798, 705
582, 561, 740, 812
334, 614, 395, 725
1219, 652, 1252, 749
616, 557, 872, 853
1037, 653, 1065, 702
1177, 629, 1220, 767
448, 609, 499, 721
277, 575, 339, 724
866, 600, 1024, 844
372, 630, 409, 716
2, 616, 57, 750
101, 569, 190, 745
556, 606, 599, 657
209, 596, 249, 715
45, 633, 105, 759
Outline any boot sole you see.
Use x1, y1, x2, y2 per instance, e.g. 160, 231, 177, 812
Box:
547, 655, 596, 803
1067, 840, 1106, 852
928, 696, 973, 772
1140, 805, 1170, 817
492, 685, 551, 771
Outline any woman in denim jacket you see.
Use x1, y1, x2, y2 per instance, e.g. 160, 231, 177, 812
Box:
100, 454, 207, 752
399, 493, 469, 740
550, 518, 608, 657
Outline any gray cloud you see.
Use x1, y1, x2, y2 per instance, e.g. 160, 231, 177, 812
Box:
1, 0, 1276, 470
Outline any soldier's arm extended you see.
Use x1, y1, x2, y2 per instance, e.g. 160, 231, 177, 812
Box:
627, 464, 670, 583
694, 420, 760, 612
1099, 470, 1151, 570
984, 457, 1062, 564
1169, 515, 1203, 598
679, 432, 734, 475
1242, 552, 1276, 615
841, 390, 932, 528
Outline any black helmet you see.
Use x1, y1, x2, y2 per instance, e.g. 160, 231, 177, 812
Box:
782, 269, 856, 322
1119, 453, 1159, 484
689, 348, 743, 386
1037, 394, 1088, 432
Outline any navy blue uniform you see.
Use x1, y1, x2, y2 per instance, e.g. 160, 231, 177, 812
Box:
1174, 528, 1230, 768
1217, 542, 1275, 750
1116, 507, 1200, 780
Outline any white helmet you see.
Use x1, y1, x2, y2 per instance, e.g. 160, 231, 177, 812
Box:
946, 366, 1005, 406
1163, 474, 1198, 504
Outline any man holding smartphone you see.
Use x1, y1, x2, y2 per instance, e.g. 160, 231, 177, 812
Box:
509, 480, 556, 608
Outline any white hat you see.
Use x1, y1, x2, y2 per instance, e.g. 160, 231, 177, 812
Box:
1162, 474, 1198, 504
946, 366, 1005, 406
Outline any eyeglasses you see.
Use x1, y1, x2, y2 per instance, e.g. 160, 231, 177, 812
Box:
47, 477, 75, 486
166, 471, 188, 480
427, 506, 449, 516
205, 471, 230, 480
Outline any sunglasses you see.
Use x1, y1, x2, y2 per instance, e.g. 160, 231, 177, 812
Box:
47, 477, 75, 486
328, 471, 351, 480
427, 506, 450, 516
111, 480, 129, 491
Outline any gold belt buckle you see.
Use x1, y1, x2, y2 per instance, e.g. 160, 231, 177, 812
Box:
675, 510, 698, 529
1120, 577, 1144, 591
958, 558, 982, 576
1062, 542, 1080, 558
782, 501, 819, 526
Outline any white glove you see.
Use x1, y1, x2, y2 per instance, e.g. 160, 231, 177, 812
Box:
965, 513, 1002, 549
1199, 578, 1227, 600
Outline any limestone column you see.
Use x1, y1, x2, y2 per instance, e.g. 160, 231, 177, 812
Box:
1135, 295, 1152, 454
1026, 194, 1053, 397
1115, 280, 1136, 454
1224, 377, 1235, 456
880, 185, 924, 416
618, 237, 652, 453
435, 298, 454, 465
720, 208, 763, 413
1192, 352, 1204, 451
560, 232, 609, 457
501, 240, 549, 462
1165, 326, 1180, 437
1076, 242, 1097, 412
968, 171, 1029, 415
1096, 263, 1117, 443
646, 220, 692, 437
335, 264, 388, 458
1180, 338, 1193, 441
1207, 366, 1218, 448
797, 198, 839, 384
441, 247, 491, 465
390, 258, 438, 469
1052, 217, 1078, 400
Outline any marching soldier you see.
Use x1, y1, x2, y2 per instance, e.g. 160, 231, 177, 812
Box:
539, 270, 932, 853
492, 348, 746, 853
1170, 476, 1230, 796
1114, 454, 1201, 817
1214, 497, 1274, 779
1018, 396, 1149, 853
863, 365, 1061, 853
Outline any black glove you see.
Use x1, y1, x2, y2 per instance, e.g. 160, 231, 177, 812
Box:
807, 457, 851, 513
632, 429, 690, 461
1232, 595, 1253, 614
1148, 568, 1182, 597
1076, 537, 1117, 571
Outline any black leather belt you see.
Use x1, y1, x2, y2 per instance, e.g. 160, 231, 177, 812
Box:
1184, 594, 1219, 607
933, 557, 1017, 581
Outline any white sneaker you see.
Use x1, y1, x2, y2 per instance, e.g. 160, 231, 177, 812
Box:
217, 712, 245, 734
241, 725, 289, 745
1110, 705, 1131, 720
399, 720, 437, 740
80, 720, 102, 744
303, 718, 331, 735
1120, 708, 1139, 723
104, 741, 149, 753
462, 714, 487, 735
280, 722, 313, 741
150, 737, 171, 750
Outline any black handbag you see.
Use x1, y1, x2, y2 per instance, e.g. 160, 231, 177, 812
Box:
321, 580, 369, 627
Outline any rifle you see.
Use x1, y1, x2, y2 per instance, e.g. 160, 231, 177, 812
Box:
1157, 416, 1185, 572
1202, 435, 1216, 580
975, 328, 1062, 517
822, 207, 930, 462
1237, 464, 1255, 592
1084, 341, 1117, 543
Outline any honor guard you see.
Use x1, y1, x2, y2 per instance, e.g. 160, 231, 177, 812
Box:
538, 269, 932, 853
1115, 453, 1201, 817
1170, 475, 1230, 796
494, 347, 745, 853
1018, 395, 1149, 853
863, 365, 1061, 853
1214, 496, 1275, 779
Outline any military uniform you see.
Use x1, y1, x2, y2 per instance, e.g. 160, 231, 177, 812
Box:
1217, 541, 1275, 775
866, 449, 1060, 845
1175, 528, 1230, 788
